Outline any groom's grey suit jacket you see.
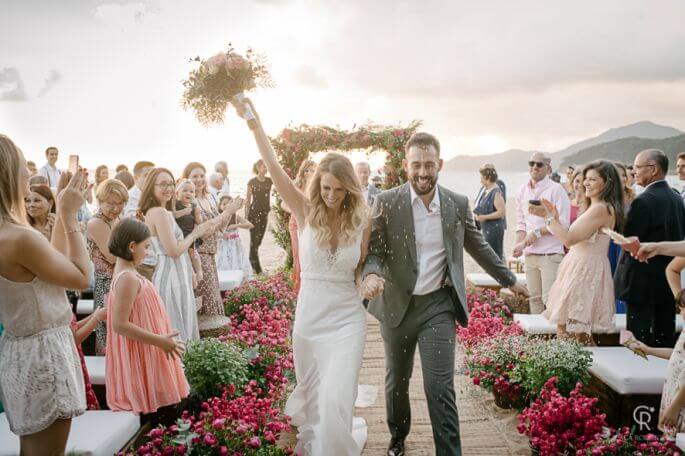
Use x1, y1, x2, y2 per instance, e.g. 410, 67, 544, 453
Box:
363, 183, 516, 328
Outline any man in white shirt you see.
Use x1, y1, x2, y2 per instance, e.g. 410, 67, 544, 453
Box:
124, 160, 155, 218
355, 161, 381, 206
215, 161, 231, 196
209, 173, 224, 201
38, 146, 61, 189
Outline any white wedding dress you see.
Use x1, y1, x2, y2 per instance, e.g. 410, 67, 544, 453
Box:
285, 225, 368, 455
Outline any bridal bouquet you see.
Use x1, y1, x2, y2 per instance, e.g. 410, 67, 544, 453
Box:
182, 45, 274, 126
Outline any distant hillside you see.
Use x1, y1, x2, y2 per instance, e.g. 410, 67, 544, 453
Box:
445, 121, 683, 172
560, 134, 685, 170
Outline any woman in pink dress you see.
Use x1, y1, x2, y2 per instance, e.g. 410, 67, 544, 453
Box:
105, 218, 189, 414
287, 160, 316, 294
529, 160, 625, 345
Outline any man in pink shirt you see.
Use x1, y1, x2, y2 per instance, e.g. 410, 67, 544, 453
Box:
513, 152, 571, 313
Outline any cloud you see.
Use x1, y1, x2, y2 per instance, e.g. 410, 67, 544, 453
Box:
0, 67, 28, 101
293, 65, 329, 88
38, 70, 62, 97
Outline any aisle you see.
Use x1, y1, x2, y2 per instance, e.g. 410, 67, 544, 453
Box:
357, 314, 531, 456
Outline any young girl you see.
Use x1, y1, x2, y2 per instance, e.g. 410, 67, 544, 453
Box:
216, 195, 253, 280
628, 290, 685, 437
71, 306, 108, 410
105, 218, 189, 414
173, 179, 204, 288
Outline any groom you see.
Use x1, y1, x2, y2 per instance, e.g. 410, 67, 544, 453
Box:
361, 132, 528, 456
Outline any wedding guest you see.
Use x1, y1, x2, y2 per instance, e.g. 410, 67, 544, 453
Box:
287, 160, 316, 292
245, 159, 272, 274
611, 162, 636, 309
530, 160, 624, 344
215, 160, 231, 196
26, 160, 37, 177
25, 184, 56, 240
615, 149, 685, 347
626, 290, 685, 438
71, 307, 107, 409
563, 165, 575, 198
551, 172, 561, 184
105, 218, 189, 414
209, 172, 224, 201
614, 162, 636, 209
94, 165, 109, 187
58, 171, 93, 225
677, 152, 685, 204
513, 152, 571, 313
114, 169, 135, 190
0, 134, 91, 454
140, 167, 206, 340
626, 164, 644, 195
115, 164, 128, 173
29, 174, 48, 187
474, 166, 506, 259
182, 162, 237, 318
216, 195, 253, 280
124, 160, 155, 218
38, 146, 62, 189
173, 179, 204, 292
355, 161, 381, 206
86, 178, 128, 353
475, 162, 507, 204
569, 167, 587, 224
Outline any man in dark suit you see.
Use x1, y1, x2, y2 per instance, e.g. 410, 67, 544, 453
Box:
614, 149, 685, 347
361, 132, 528, 456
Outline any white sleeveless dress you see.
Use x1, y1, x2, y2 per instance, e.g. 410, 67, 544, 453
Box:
284, 225, 368, 455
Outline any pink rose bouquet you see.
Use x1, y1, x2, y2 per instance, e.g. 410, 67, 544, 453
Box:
182, 45, 274, 126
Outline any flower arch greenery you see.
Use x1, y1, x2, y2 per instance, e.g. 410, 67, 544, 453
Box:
267, 120, 422, 265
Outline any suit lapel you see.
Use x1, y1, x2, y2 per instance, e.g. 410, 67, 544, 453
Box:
439, 186, 455, 257
399, 184, 418, 267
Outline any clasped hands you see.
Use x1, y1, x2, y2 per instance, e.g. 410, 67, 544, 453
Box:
360, 274, 385, 301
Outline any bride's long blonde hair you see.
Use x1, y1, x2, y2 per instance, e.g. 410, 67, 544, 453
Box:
0, 135, 27, 226
305, 153, 369, 248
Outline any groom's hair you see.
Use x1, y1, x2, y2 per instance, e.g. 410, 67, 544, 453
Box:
405, 132, 440, 157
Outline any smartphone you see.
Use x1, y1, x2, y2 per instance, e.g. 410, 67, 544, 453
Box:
68, 154, 79, 175
529, 199, 541, 206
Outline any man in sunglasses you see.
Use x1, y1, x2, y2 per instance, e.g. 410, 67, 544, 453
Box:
513, 152, 571, 314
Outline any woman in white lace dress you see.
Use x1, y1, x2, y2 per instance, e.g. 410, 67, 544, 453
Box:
235, 99, 371, 455
0, 135, 92, 454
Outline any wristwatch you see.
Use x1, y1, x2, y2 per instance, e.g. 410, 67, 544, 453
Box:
533, 228, 542, 239
545, 215, 556, 226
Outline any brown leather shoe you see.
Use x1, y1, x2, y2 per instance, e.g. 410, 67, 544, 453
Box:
388, 438, 405, 456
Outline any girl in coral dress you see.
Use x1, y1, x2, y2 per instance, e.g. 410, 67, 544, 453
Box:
529, 160, 625, 345
105, 218, 189, 414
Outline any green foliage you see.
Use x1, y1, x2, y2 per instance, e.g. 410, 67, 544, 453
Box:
511, 338, 592, 398
183, 338, 249, 399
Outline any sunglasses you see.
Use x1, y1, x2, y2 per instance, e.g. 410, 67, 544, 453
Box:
528, 161, 546, 168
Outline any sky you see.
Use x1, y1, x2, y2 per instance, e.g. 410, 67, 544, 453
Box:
2, 0, 685, 172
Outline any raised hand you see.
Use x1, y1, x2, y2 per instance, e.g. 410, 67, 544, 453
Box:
57, 169, 87, 219
221, 196, 244, 220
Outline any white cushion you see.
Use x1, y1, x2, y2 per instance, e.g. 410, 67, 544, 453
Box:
467, 273, 526, 287
588, 347, 667, 395
85, 356, 106, 385
676, 433, 685, 451
76, 299, 95, 315
513, 313, 683, 335
0, 410, 139, 456
217, 269, 243, 291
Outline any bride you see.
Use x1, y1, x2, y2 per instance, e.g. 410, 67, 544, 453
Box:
235, 99, 371, 454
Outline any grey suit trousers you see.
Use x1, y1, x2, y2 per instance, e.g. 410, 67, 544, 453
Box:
379, 287, 461, 456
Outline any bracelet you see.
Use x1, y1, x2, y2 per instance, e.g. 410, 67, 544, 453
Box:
64, 228, 81, 235
545, 215, 557, 226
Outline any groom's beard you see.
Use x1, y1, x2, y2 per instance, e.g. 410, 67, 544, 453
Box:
409, 174, 438, 196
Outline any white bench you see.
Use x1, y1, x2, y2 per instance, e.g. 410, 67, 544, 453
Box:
585, 347, 667, 432
85, 355, 106, 385
677, 433, 685, 452
76, 298, 95, 315
466, 272, 526, 290
513, 313, 684, 336
217, 269, 244, 292
0, 410, 139, 456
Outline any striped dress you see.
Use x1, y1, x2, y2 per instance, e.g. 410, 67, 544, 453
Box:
150, 215, 199, 341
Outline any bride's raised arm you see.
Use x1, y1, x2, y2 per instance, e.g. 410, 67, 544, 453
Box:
237, 99, 307, 225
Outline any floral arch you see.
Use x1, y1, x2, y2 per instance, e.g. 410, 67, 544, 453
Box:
268, 120, 422, 263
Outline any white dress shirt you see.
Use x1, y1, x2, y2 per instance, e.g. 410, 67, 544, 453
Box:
410, 186, 447, 296
124, 186, 141, 218
38, 163, 61, 189
221, 177, 231, 196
